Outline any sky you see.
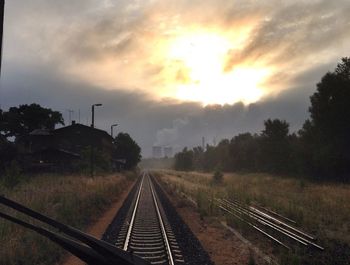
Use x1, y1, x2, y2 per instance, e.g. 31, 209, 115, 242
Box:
0, 0, 349, 156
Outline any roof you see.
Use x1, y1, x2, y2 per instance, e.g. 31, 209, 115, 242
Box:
31, 147, 80, 158
29, 129, 52, 136
54, 123, 112, 139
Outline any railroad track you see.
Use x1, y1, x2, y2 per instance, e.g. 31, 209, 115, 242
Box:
115, 172, 185, 265
216, 198, 324, 250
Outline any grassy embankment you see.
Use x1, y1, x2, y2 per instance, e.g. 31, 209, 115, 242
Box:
0, 172, 137, 265
155, 169, 350, 265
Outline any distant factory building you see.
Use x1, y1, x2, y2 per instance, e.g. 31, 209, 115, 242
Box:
152, 146, 162, 158
163, 146, 173, 158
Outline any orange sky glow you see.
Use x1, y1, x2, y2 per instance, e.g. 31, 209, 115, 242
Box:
66, 18, 275, 106
16, 0, 344, 107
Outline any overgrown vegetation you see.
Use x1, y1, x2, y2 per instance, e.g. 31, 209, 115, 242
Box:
175, 58, 350, 182
1, 160, 22, 188
0, 104, 142, 175
212, 170, 223, 185
75, 147, 112, 174
0, 103, 64, 138
0, 173, 131, 265
113, 132, 142, 170
157, 170, 350, 265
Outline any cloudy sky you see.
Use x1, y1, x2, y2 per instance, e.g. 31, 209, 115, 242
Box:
1, 0, 349, 156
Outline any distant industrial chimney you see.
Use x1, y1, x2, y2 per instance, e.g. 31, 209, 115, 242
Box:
152, 146, 162, 158
164, 146, 173, 158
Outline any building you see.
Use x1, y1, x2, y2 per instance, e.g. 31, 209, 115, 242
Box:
163, 146, 173, 158
54, 122, 113, 157
152, 146, 162, 158
17, 122, 115, 172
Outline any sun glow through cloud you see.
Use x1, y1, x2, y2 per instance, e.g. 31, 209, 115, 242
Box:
165, 32, 270, 105
7, 0, 350, 109
66, 28, 271, 106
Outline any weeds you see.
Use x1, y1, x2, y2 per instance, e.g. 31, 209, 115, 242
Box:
1, 161, 23, 189
157, 169, 350, 265
212, 170, 223, 185
124, 170, 138, 181
0, 173, 130, 265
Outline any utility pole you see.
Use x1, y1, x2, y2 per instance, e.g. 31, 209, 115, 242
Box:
91, 103, 102, 128
90, 103, 102, 178
111, 123, 118, 138
66, 109, 74, 125
0, 0, 4, 77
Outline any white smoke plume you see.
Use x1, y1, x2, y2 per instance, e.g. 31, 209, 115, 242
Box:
154, 117, 189, 148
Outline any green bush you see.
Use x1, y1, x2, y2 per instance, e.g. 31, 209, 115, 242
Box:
124, 170, 138, 181
1, 160, 23, 189
212, 170, 223, 184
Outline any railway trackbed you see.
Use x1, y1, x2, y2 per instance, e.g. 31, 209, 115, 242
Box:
106, 172, 192, 265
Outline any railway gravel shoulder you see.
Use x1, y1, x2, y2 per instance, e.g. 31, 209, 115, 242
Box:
150, 175, 214, 265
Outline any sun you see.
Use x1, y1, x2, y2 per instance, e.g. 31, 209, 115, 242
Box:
166, 32, 269, 105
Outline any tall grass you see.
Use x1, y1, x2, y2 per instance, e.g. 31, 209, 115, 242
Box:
157, 170, 350, 265
0, 173, 131, 265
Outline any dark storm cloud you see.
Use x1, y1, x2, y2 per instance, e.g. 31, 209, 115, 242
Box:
225, 0, 350, 71
0, 56, 334, 156
1, 0, 349, 156
0, 61, 202, 156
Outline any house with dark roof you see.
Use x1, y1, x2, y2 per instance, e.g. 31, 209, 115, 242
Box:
18, 121, 115, 172
54, 122, 113, 157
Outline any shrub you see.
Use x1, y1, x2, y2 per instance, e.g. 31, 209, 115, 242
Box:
1, 160, 23, 188
124, 170, 138, 181
212, 170, 223, 184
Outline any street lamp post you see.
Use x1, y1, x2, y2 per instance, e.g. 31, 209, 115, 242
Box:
0, 0, 5, 77
91, 103, 102, 128
90, 103, 102, 177
111, 123, 118, 138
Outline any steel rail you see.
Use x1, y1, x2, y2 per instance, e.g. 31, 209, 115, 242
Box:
223, 200, 309, 241
149, 176, 175, 265
248, 205, 314, 240
218, 205, 290, 249
217, 198, 324, 250
221, 200, 310, 246
226, 199, 313, 239
221, 199, 321, 248
123, 173, 145, 251
223, 199, 308, 240
252, 204, 296, 224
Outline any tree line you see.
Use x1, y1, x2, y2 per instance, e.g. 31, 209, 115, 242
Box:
175, 58, 350, 182
0, 103, 141, 173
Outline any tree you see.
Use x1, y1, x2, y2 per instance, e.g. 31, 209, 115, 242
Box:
0, 103, 64, 139
301, 57, 350, 181
192, 146, 205, 170
216, 139, 230, 171
229, 133, 260, 171
261, 119, 289, 140
174, 147, 194, 171
113, 133, 141, 170
260, 119, 291, 173
0, 135, 17, 172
